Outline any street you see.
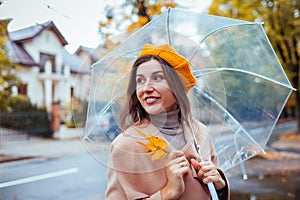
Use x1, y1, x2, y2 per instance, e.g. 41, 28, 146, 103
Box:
0, 153, 107, 200
0, 121, 299, 200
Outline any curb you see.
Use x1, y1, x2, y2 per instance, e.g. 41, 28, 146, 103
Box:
0, 154, 40, 164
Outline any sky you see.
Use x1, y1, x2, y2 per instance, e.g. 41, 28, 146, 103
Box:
0, 0, 212, 53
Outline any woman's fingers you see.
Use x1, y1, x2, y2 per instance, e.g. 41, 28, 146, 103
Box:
191, 159, 226, 190
168, 150, 189, 168
178, 161, 188, 168
201, 167, 219, 180
202, 174, 226, 190
197, 161, 215, 173
169, 150, 185, 159
191, 159, 214, 174
165, 151, 190, 180
162, 151, 190, 199
190, 158, 200, 170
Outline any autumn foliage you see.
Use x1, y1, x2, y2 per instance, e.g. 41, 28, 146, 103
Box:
135, 127, 168, 160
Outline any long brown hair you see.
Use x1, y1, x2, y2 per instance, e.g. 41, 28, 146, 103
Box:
119, 55, 192, 131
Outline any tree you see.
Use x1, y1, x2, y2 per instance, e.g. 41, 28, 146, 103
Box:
0, 19, 21, 111
208, 0, 300, 131
98, 0, 176, 47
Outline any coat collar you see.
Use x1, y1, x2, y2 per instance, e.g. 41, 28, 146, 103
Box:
130, 120, 202, 161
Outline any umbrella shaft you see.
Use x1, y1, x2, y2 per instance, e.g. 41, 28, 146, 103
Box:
208, 182, 218, 200
195, 143, 218, 200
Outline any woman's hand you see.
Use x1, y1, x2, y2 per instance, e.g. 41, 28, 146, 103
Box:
160, 151, 190, 200
190, 158, 226, 190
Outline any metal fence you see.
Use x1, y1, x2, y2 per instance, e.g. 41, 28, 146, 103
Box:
0, 127, 31, 143
0, 111, 53, 139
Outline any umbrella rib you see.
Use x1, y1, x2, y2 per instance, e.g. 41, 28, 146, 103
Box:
85, 90, 126, 139
193, 68, 295, 90
166, 8, 171, 45
198, 22, 261, 45
193, 88, 266, 154
98, 90, 126, 118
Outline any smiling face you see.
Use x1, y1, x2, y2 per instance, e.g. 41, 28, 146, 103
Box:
135, 59, 178, 115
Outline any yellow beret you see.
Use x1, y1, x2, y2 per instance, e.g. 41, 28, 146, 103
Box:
137, 44, 197, 92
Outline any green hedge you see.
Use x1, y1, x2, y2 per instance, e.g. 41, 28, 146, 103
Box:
0, 95, 53, 137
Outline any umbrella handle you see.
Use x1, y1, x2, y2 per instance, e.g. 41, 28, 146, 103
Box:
188, 117, 218, 200
207, 182, 218, 200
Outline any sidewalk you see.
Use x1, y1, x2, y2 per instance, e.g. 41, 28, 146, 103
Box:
0, 125, 96, 163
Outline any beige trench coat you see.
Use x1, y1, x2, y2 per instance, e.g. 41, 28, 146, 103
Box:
105, 119, 229, 200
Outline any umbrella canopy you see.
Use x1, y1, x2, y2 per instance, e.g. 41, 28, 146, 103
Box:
83, 8, 294, 172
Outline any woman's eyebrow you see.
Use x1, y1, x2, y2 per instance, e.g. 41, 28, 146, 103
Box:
136, 70, 164, 76
153, 70, 164, 74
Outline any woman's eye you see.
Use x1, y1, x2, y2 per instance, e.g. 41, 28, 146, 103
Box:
153, 74, 164, 81
136, 77, 144, 84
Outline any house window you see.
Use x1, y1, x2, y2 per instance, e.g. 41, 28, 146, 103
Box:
18, 83, 28, 96
40, 53, 56, 73
71, 87, 74, 98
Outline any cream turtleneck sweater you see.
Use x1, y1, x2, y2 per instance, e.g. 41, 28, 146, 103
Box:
149, 109, 187, 150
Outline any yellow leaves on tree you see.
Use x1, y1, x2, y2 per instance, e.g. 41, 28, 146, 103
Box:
135, 128, 168, 161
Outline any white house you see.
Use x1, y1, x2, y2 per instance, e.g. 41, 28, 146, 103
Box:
75, 45, 102, 69
7, 21, 91, 112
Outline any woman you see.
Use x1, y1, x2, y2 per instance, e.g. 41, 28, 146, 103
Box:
105, 44, 229, 200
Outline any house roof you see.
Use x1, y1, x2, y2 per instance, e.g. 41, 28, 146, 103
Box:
6, 40, 37, 66
75, 45, 102, 62
62, 49, 90, 74
6, 20, 89, 72
9, 21, 68, 46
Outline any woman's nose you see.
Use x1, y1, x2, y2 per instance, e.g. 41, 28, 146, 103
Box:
142, 80, 154, 92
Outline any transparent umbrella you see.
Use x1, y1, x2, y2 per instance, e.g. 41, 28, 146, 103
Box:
82, 7, 295, 199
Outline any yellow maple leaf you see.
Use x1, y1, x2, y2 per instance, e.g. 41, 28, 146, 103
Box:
135, 128, 168, 161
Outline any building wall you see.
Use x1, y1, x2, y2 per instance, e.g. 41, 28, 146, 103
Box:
17, 66, 44, 107
77, 50, 93, 69
24, 29, 64, 73
72, 73, 90, 101
16, 29, 76, 111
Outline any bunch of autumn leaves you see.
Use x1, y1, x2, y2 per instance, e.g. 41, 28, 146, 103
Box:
136, 128, 168, 160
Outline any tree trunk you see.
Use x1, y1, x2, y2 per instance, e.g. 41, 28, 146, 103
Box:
292, 68, 300, 134
296, 91, 300, 133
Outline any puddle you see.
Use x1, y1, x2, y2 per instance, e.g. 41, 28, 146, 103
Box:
229, 170, 300, 199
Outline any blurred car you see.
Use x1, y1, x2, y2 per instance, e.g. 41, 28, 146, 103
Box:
87, 112, 121, 142
98, 112, 121, 141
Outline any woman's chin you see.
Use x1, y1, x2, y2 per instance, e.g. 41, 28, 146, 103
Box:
145, 106, 166, 115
